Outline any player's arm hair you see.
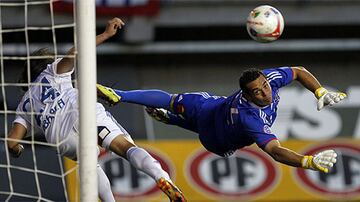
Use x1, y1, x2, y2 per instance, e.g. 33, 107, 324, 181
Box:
7, 123, 27, 157
263, 139, 304, 167
291, 66, 322, 94
56, 18, 125, 74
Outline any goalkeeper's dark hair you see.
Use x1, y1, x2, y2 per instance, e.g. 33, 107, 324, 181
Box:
239, 68, 266, 94
18, 47, 55, 91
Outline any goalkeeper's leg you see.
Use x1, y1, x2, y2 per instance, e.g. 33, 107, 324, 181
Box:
146, 107, 198, 133
97, 84, 173, 109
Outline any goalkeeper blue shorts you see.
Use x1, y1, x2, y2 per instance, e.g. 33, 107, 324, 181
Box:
171, 92, 231, 156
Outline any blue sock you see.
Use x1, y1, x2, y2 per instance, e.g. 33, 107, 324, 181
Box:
114, 89, 172, 109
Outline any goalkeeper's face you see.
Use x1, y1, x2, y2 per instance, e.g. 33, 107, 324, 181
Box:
245, 75, 272, 107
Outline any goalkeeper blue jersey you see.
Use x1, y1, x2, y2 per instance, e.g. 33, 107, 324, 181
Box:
173, 67, 294, 157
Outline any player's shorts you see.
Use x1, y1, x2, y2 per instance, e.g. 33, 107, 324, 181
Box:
58, 103, 134, 160
171, 92, 231, 156
95, 103, 134, 149
58, 127, 87, 161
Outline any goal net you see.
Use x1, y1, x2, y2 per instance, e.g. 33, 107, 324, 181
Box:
0, 0, 95, 201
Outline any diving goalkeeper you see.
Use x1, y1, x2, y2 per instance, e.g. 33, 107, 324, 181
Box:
98, 66, 345, 174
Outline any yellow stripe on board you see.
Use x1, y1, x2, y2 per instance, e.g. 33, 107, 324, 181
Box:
64, 158, 79, 202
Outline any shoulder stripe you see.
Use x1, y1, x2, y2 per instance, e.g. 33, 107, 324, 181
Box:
266, 71, 278, 76
267, 72, 281, 80
201, 92, 210, 98
266, 71, 280, 77
268, 76, 283, 83
191, 92, 211, 99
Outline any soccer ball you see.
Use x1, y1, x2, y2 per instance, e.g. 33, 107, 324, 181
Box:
246, 5, 284, 43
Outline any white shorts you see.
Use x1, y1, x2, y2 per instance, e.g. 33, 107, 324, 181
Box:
58, 127, 85, 161
95, 104, 134, 149
58, 103, 133, 160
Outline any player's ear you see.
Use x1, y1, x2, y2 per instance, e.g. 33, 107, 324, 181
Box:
242, 87, 253, 100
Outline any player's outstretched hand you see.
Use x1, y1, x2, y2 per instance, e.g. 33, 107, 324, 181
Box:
9, 144, 24, 158
301, 149, 337, 173
103, 17, 125, 38
315, 87, 347, 111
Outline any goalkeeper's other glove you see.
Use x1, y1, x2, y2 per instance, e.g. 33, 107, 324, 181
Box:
315, 87, 347, 111
301, 149, 337, 173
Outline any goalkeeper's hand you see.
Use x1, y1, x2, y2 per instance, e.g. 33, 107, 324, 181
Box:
9, 144, 24, 158
315, 87, 347, 111
301, 149, 337, 173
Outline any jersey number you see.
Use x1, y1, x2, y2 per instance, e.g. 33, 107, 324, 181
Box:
40, 77, 60, 102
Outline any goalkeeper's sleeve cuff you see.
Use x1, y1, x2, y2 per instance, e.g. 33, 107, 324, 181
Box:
301, 155, 313, 169
315, 87, 328, 99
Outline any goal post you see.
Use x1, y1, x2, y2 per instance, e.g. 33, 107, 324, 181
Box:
76, 0, 98, 201
0, 0, 99, 201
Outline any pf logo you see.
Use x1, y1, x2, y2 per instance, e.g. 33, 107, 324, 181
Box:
98, 148, 173, 199
187, 148, 279, 198
296, 143, 360, 198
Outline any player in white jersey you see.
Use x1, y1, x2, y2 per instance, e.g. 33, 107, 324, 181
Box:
7, 18, 186, 202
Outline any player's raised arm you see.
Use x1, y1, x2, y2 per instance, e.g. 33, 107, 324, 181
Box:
56, 17, 125, 74
7, 123, 27, 158
96, 17, 124, 46
264, 139, 337, 173
291, 66, 346, 111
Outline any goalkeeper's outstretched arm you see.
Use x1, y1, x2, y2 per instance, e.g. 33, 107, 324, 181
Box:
264, 139, 337, 173
56, 17, 125, 74
291, 66, 346, 111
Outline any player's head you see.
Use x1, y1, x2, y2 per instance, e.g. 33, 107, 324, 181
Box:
18, 47, 54, 91
239, 68, 272, 106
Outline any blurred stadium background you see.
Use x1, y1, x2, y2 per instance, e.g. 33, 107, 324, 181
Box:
1, 0, 360, 201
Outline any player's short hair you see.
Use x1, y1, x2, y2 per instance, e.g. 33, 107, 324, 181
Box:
239, 68, 266, 94
18, 47, 55, 91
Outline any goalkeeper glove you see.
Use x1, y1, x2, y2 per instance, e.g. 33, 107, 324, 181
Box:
315, 87, 347, 111
301, 149, 337, 173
